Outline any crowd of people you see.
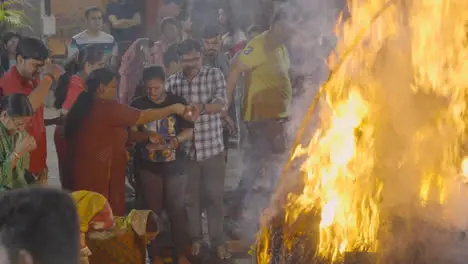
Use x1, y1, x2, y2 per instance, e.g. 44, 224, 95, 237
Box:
0, 1, 296, 263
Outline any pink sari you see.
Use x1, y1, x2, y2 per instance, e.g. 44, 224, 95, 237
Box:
118, 40, 167, 104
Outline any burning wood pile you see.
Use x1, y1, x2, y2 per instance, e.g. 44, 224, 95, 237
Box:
257, 0, 468, 263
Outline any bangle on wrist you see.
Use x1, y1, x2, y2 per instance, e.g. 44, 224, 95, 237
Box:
43, 73, 56, 83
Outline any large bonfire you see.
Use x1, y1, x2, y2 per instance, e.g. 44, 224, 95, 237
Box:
258, 0, 468, 263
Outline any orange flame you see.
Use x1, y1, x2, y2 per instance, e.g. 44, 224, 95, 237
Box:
258, 0, 468, 263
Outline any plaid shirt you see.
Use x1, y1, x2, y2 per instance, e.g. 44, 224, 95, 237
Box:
166, 66, 227, 161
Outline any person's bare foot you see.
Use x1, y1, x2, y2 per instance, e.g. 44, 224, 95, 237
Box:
217, 245, 232, 260
178, 255, 191, 264
152, 256, 164, 264
191, 241, 202, 256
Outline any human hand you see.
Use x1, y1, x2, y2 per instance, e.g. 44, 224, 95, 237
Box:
146, 143, 169, 152
173, 104, 199, 121
14, 134, 37, 156
149, 132, 164, 144
181, 20, 192, 31
188, 104, 203, 119
223, 116, 237, 135
42, 62, 65, 80
136, 38, 151, 46
168, 136, 179, 149
221, 108, 228, 118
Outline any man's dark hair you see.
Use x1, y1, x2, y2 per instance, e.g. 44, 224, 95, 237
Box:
142, 65, 166, 83
0, 188, 80, 264
85, 6, 102, 19
270, 7, 288, 26
163, 43, 179, 68
16, 37, 49, 61
134, 65, 166, 99
177, 38, 202, 56
160, 17, 179, 31
201, 24, 223, 39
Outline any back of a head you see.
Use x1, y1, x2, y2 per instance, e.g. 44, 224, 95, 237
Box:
64, 68, 116, 140
0, 188, 80, 264
85, 68, 115, 94
16, 37, 48, 61
1, 94, 33, 118
163, 43, 179, 69
177, 38, 203, 56
54, 44, 104, 109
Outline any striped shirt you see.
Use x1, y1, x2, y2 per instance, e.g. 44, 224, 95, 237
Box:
68, 30, 118, 60
166, 66, 227, 161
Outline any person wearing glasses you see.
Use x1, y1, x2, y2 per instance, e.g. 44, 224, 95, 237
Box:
166, 38, 229, 260
0, 68, 63, 191
0, 37, 64, 186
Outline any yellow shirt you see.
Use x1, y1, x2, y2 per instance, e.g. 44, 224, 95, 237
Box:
239, 31, 292, 121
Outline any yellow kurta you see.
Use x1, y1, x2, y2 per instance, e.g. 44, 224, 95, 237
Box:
238, 31, 292, 121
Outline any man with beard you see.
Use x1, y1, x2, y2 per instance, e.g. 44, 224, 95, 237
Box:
0, 37, 64, 185
201, 24, 236, 161
166, 39, 229, 260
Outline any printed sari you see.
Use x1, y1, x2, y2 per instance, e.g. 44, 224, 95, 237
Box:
72, 191, 158, 264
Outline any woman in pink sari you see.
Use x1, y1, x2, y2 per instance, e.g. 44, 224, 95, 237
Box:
119, 17, 180, 104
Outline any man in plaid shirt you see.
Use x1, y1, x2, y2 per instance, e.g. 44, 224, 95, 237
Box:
166, 38, 229, 260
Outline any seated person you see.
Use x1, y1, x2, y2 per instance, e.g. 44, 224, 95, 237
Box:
72, 190, 159, 264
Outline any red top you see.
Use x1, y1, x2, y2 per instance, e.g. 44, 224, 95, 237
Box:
62, 75, 85, 111
0, 66, 46, 173
68, 99, 140, 215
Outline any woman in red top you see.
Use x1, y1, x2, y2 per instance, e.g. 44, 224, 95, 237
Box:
54, 45, 106, 189
64, 68, 194, 216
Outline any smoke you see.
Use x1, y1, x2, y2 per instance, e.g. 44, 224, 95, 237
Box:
259, 0, 468, 263
229, 0, 346, 245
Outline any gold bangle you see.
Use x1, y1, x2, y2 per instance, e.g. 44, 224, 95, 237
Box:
43, 73, 55, 83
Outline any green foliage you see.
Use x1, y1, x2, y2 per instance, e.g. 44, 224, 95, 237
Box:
0, 0, 31, 35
